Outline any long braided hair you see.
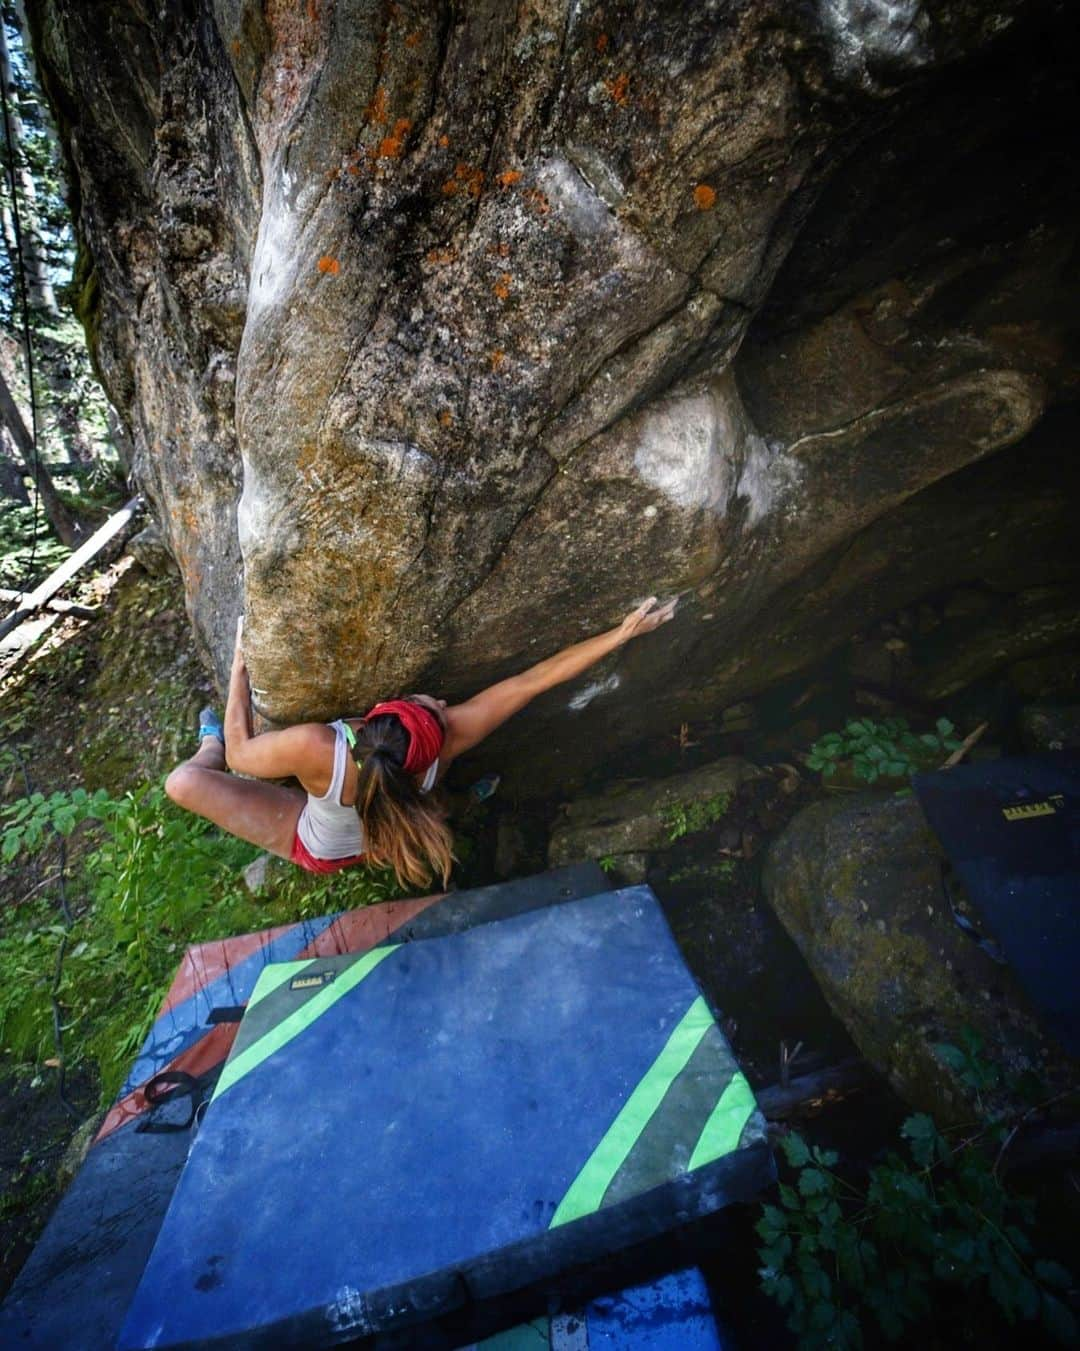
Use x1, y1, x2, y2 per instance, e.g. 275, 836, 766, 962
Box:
350, 702, 454, 889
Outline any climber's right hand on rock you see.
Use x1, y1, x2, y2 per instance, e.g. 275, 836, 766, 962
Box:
617, 595, 678, 644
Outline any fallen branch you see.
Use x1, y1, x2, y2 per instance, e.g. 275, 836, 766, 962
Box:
940, 721, 989, 769
0, 494, 140, 643
755, 1058, 871, 1120
0, 587, 98, 618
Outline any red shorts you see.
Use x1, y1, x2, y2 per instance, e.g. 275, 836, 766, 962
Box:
289, 833, 365, 875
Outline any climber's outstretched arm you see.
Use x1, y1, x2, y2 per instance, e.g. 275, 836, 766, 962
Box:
440, 596, 677, 765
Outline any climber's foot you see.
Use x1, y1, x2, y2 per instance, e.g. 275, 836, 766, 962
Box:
198, 706, 224, 744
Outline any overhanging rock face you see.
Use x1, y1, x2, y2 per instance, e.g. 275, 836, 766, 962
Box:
27, 0, 1080, 790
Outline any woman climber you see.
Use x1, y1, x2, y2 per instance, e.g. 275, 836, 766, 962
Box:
165, 596, 677, 888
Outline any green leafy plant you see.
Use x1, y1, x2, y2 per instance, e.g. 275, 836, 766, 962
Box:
660, 792, 731, 842
597, 854, 618, 874
806, 717, 962, 785
0, 783, 408, 1102
1, 786, 112, 861
758, 1119, 1077, 1348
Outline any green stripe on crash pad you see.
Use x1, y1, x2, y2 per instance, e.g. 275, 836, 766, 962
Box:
687, 1070, 757, 1172
212, 945, 400, 1103
246, 959, 316, 1009
598, 1022, 735, 1210
549, 995, 714, 1229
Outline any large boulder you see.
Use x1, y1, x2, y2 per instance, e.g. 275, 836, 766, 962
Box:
26, 1, 1080, 792
762, 792, 1076, 1123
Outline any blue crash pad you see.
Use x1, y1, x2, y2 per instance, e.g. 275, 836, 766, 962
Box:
0, 865, 607, 1351
914, 754, 1080, 1056
119, 886, 771, 1348
469, 1266, 724, 1349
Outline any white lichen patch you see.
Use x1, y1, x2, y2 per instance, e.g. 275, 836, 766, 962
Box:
819, 0, 931, 84
568, 672, 621, 711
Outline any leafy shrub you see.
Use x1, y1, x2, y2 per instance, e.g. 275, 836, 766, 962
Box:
0, 786, 111, 860
759, 1110, 1077, 1347
806, 716, 962, 785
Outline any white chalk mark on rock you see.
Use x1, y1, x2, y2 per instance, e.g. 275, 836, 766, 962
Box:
568, 673, 620, 711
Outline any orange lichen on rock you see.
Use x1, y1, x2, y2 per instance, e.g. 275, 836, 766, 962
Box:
377, 117, 412, 158
487, 241, 511, 258
317, 255, 341, 274
595, 32, 609, 53
306, 0, 320, 21
404, 29, 422, 47
425, 247, 456, 265
493, 272, 512, 300
497, 169, 523, 187
523, 187, 550, 215
438, 410, 453, 427
366, 85, 389, 125
489, 349, 506, 371
229, 37, 242, 58
693, 183, 717, 211
605, 73, 629, 106
442, 162, 485, 199
438, 133, 450, 148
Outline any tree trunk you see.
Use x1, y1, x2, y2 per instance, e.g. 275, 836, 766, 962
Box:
0, 425, 29, 503
0, 364, 80, 546
0, 17, 59, 319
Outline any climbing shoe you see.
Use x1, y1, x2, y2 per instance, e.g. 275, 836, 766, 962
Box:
468, 773, 501, 803
198, 706, 224, 743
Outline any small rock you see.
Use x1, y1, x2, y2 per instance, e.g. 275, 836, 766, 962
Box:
128, 522, 177, 577
494, 817, 529, 880
243, 853, 272, 893
1018, 704, 1080, 753
548, 758, 764, 867
599, 853, 649, 885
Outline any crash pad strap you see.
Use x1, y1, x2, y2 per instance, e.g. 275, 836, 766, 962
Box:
550, 996, 713, 1228
212, 946, 400, 1102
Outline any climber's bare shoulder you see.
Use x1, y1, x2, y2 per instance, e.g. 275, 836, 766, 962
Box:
225, 720, 335, 791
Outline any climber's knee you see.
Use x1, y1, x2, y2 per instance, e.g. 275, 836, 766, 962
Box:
165, 763, 200, 811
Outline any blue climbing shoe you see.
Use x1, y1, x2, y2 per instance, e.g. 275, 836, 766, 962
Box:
198, 706, 224, 743
468, 773, 501, 803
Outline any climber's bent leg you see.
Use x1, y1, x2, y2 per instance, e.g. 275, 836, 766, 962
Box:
165, 737, 305, 859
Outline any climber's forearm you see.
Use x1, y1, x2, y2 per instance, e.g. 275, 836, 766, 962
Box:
515, 625, 625, 697
224, 654, 253, 753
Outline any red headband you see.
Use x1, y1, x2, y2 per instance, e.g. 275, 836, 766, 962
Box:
364, 699, 444, 774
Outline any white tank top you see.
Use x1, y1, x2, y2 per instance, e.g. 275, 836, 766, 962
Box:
294, 720, 439, 860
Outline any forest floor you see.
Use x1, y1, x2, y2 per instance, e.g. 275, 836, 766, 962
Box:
0, 554, 214, 1291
